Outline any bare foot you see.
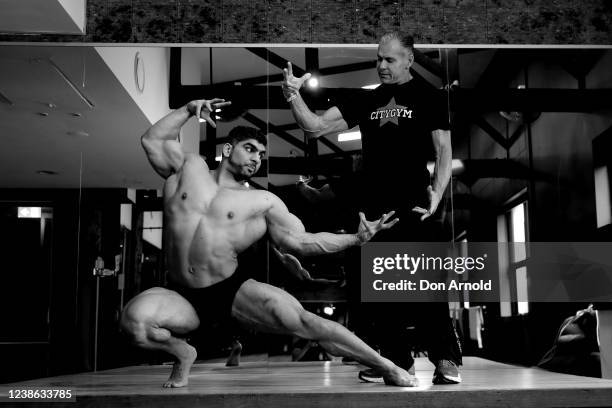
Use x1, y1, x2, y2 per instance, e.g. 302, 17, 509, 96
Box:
383, 365, 419, 387
163, 344, 197, 388
225, 340, 242, 367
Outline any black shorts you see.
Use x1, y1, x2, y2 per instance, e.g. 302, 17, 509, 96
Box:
168, 265, 252, 328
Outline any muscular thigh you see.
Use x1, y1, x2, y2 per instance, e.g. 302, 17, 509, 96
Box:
231, 279, 304, 335
123, 287, 200, 334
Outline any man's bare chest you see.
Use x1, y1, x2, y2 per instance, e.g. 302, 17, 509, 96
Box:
206, 189, 267, 223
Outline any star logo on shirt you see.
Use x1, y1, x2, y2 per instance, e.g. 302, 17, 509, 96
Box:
369, 97, 412, 127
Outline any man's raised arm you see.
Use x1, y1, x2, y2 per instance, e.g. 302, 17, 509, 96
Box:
141, 98, 230, 178
282, 62, 349, 139
264, 192, 398, 257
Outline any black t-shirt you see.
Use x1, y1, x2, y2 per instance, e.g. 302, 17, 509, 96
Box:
336, 79, 449, 209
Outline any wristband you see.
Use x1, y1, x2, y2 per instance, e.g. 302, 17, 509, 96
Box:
286, 93, 297, 103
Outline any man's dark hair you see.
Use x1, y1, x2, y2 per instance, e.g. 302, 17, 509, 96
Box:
227, 126, 267, 146
380, 32, 414, 53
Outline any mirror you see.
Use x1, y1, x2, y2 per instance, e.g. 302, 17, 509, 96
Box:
2, 43, 611, 384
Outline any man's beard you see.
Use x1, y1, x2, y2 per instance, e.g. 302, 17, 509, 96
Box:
233, 164, 255, 181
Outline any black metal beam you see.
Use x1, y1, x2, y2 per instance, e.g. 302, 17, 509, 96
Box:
475, 50, 529, 89
242, 112, 307, 151
456, 158, 549, 186
555, 50, 604, 89
213, 73, 284, 88
214, 118, 346, 158
171, 82, 612, 113
317, 136, 346, 156
507, 123, 526, 148
473, 116, 508, 149
172, 48, 612, 112
305, 48, 319, 72
319, 60, 376, 76
200, 123, 217, 167
212, 60, 377, 89
246, 47, 306, 77
276, 123, 301, 132
268, 156, 352, 175
450, 88, 612, 113
413, 48, 444, 79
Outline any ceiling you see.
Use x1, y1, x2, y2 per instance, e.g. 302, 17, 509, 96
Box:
0, 44, 469, 190
0, 45, 159, 189
1, 43, 609, 192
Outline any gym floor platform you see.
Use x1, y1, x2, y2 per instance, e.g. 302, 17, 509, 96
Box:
2, 357, 612, 407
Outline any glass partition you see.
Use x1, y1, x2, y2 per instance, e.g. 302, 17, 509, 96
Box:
3, 43, 611, 382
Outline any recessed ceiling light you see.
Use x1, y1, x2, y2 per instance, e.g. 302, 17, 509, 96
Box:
70, 112, 82, 117
306, 76, 319, 88
36, 170, 58, 175
37, 112, 49, 116
338, 131, 361, 142
67, 130, 90, 137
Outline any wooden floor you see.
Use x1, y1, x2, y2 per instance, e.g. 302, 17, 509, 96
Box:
2, 357, 612, 407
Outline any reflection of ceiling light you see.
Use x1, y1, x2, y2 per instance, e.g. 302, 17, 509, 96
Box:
306, 76, 319, 88
362, 84, 379, 89
36, 170, 58, 175
198, 118, 205, 123
323, 306, 335, 316
338, 131, 361, 142
499, 111, 523, 122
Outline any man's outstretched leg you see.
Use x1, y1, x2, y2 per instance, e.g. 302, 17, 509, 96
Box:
232, 279, 418, 387
120, 288, 200, 388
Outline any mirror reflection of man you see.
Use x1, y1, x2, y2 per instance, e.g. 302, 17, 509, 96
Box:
120, 98, 418, 388
282, 32, 462, 384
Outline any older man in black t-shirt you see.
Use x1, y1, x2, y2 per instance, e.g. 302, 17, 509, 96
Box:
282, 32, 462, 385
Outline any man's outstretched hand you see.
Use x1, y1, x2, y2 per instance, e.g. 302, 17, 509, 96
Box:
412, 185, 442, 221
188, 98, 232, 128
356, 211, 399, 245
282, 62, 311, 100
